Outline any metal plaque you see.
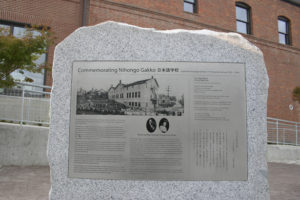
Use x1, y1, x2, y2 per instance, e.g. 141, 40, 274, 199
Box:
69, 61, 247, 181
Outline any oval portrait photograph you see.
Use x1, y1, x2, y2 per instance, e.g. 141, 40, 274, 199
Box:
146, 118, 157, 133
159, 118, 169, 133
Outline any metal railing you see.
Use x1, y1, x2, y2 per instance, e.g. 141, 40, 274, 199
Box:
267, 117, 299, 146
1, 83, 299, 145
0, 82, 51, 126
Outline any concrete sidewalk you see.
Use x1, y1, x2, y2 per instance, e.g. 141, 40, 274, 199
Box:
0, 163, 299, 200
268, 162, 300, 200
0, 166, 50, 200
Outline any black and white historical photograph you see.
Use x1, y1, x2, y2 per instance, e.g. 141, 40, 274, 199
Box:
146, 118, 157, 133
159, 118, 169, 133
76, 74, 185, 116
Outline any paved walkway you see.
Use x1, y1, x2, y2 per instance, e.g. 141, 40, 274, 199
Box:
0, 166, 50, 200
268, 162, 300, 200
0, 163, 299, 200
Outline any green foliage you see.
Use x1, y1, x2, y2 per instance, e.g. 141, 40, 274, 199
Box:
0, 25, 54, 88
292, 87, 300, 103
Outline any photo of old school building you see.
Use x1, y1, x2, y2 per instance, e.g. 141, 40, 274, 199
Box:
108, 76, 158, 111
76, 75, 184, 116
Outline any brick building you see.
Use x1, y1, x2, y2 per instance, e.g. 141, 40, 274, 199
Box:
0, 0, 299, 121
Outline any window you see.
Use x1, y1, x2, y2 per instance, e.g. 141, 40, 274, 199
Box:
278, 16, 291, 45
236, 2, 251, 34
138, 91, 140, 98
0, 21, 47, 89
0, 24, 11, 36
184, 0, 197, 13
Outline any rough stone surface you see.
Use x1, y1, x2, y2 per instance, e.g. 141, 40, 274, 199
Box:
48, 21, 269, 199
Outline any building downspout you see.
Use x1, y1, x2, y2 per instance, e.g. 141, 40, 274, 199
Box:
82, 0, 87, 26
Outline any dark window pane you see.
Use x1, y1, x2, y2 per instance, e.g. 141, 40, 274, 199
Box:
278, 17, 290, 45
185, 0, 195, 3
279, 33, 286, 44
184, 3, 194, 13
278, 20, 287, 33
236, 6, 247, 22
236, 21, 247, 34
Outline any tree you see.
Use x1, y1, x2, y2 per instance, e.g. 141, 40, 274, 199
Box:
292, 87, 300, 103
0, 25, 54, 88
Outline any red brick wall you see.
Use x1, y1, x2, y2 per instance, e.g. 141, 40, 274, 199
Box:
259, 44, 300, 121
0, 0, 84, 86
89, 0, 300, 48
1, 0, 299, 122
